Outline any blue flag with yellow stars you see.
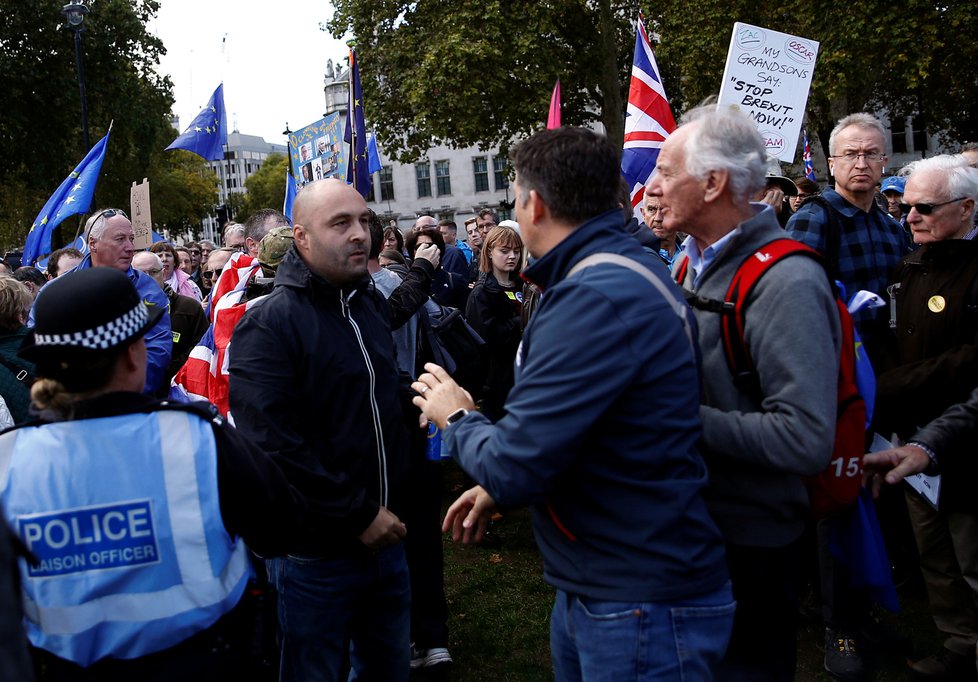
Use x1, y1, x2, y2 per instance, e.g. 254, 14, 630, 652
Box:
22, 127, 112, 267
344, 49, 371, 197
166, 83, 227, 161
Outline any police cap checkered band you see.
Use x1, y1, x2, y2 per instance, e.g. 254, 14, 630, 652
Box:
19, 267, 165, 363
32, 302, 149, 351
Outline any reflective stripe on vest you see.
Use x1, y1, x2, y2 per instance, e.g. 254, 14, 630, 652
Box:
0, 410, 252, 666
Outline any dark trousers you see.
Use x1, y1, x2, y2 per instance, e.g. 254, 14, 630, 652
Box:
403, 435, 449, 650
717, 540, 801, 682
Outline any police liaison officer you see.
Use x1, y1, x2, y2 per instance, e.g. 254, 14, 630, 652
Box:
0, 268, 307, 681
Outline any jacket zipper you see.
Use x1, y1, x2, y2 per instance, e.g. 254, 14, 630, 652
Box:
341, 291, 389, 506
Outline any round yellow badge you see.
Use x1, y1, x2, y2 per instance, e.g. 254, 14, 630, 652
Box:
928, 295, 946, 313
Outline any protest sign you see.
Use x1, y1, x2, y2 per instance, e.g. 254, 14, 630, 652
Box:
289, 114, 346, 189
130, 179, 152, 250
718, 22, 819, 162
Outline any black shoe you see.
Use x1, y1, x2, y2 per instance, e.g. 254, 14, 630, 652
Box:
909, 647, 976, 681
855, 614, 912, 655
825, 629, 865, 681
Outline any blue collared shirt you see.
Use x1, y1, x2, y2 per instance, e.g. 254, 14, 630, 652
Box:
683, 227, 742, 288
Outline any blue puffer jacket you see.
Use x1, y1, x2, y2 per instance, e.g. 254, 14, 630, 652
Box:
446, 209, 728, 602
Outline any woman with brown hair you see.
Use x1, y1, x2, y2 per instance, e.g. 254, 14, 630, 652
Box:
464, 225, 524, 421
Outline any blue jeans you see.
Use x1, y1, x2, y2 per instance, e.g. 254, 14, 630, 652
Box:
551, 582, 735, 681
268, 544, 411, 682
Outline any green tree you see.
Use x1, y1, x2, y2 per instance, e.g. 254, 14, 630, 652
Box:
238, 154, 289, 221
148, 150, 219, 239
0, 0, 178, 250
645, 0, 978, 162
327, 0, 635, 162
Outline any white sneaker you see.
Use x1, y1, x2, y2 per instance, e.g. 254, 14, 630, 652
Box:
410, 646, 453, 669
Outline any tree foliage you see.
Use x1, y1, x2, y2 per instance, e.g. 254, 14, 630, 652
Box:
646, 0, 977, 161
328, 0, 635, 162
238, 153, 288, 221
0, 0, 217, 251
330, 0, 976, 170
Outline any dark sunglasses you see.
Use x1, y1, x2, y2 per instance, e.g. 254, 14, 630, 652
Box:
899, 197, 967, 216
203, 270, 218, 279
95, 208, 128, 221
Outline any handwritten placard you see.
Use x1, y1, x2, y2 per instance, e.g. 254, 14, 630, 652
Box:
717, 22, 819, 162
130, 179, 152, 250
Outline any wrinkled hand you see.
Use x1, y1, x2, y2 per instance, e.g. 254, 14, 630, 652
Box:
862, 445, 931, 498
442, 485, 497, 544
359, 506, 407, 550
412, 363, 476, 429
414, 243, 441, 269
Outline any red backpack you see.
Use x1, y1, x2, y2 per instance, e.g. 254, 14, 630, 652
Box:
676, 238, 865, 518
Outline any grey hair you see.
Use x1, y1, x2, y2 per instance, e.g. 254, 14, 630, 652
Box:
84, 208, 128, 242
222, 222, 244, 242
828, 113, 886, 155
900, 154, 978, 222
679, 104, 767, 203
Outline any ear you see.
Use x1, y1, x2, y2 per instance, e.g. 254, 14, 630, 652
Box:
528, 189, 548, 224
292, 223, 308, 251
703, 169, 729, 204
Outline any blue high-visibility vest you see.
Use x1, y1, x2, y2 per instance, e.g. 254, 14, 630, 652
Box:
0, 409, 252, 667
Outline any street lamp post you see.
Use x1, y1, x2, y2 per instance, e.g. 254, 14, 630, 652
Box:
61, 1, 90, 152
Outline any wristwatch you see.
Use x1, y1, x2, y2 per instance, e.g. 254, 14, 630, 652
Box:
445, 408, 469, 425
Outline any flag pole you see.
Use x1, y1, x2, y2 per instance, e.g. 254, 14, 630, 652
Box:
347, 40, 357, 194
72, 119, 114, 245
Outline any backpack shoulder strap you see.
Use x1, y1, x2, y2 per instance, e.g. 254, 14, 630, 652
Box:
798, 194, 842, 278
721, 239, 822, 399
567, 252, 696, 355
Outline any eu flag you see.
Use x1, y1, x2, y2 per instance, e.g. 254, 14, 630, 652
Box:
23, 127, 112, 266
366, 131, 382, 174
283, 171, 297, 222
344, 49, 371, 197
166, 83, 227, 161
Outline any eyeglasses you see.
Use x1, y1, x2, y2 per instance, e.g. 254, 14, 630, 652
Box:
190, 249, 201, 255
830, 152, 886, 164
203, 270, 218, 280
795, 192, 816, 200
144, 267, 162, 276
96, 208, 129, 220
899, 197, 968, 216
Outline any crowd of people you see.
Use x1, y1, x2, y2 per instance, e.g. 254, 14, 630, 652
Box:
0, 105, 977, 682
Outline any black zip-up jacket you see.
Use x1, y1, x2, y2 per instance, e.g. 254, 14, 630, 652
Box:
228, 248, 408, 558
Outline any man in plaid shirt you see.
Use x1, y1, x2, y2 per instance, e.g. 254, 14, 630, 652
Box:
787, 113, 909, 363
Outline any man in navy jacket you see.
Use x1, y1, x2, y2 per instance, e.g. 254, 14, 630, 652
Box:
414, 127, 732, 681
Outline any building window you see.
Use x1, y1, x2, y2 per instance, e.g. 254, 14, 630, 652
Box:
910, 117, 928, 153
891, 118, 907, 154
366, 177, 376, 203
438, 210, 455, 222
380, 166, 395, 201
416, 162, 432, 198
473, 157, 489, 192
493, 156, 509, 191
435, 160, 451, 196
497, 207, 512, 222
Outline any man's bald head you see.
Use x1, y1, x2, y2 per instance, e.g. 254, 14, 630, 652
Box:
292, 179, 371, 284
132, 251, 165, 287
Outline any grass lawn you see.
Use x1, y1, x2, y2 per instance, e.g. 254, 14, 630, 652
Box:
426, 462, 947, 681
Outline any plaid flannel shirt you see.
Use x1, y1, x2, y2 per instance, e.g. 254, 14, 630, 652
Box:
786, 188, 909, 346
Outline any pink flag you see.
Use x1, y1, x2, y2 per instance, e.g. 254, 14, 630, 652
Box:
546, 80, 561, 129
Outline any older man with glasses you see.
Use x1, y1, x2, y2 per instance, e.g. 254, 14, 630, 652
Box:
873, 154, 978, 680
28, 208, 172, 394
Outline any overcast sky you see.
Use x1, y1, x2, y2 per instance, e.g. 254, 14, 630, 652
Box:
148, 0, 352, 145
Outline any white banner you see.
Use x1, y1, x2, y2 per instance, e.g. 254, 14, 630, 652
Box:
717, 23, 819, 162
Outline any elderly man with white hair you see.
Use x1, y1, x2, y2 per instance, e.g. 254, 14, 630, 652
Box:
872, 154, 978, 680
647, 104, 840, 680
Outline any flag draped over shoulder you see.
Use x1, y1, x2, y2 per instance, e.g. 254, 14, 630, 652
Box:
23, 127, 112, 266
804, 129, 817, 181
621, 17, 676, 214
166, 83, 227, 161
345, 48, 370, 197
547, 80, 561, 129
170, 252, 264, 419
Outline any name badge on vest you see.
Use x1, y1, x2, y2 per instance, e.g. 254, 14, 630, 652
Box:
927, 295, 946, 313
17, 499, 161, 578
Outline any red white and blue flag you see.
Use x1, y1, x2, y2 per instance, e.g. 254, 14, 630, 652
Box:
170, 252, 267, 420
621, 16, 676, 216
803, 128, 817, 181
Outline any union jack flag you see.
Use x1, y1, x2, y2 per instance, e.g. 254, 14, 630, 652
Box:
170, 252, 267, 420
803, 129, 817, 181
621, 16, 676, 217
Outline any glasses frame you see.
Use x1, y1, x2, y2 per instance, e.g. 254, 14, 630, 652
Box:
829, 152, 887, 164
